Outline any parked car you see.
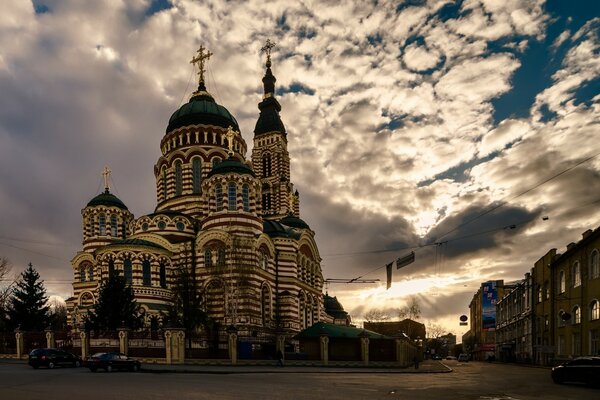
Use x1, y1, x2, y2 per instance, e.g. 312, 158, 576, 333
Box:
431, 354, 442, 360
85, 352, 141, 372
446, 355, 457, 360
28, 348, 81, 369
458, 353, 469, 362
551, 356, 600, 385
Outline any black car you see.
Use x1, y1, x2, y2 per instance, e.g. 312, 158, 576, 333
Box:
85, 352, 141, 372
551, 356, 600, 385
28, 348, 81, 369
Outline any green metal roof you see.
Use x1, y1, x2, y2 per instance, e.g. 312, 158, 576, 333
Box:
108, 238, 166, 250
207, 157, 255, 178
86, 190, 128, 210
295, 322, 391, 339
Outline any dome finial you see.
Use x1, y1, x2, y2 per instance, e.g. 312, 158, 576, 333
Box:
261, 39, 276, 68
102, 165, 111, 193
190, 45, 213, 92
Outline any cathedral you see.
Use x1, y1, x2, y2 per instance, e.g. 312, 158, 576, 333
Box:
67, 42, 325, 341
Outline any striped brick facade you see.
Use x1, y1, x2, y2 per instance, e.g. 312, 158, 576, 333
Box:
67, 53, 324, 342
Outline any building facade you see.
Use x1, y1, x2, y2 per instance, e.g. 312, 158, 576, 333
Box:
495, 272, 533, 363
67, 45, 325, 342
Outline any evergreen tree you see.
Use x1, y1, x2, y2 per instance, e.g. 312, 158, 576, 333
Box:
8, 263, 49, 331
87, 274, 142, 331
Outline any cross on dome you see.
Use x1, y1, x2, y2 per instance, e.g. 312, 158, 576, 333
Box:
102, 166, 111, 193
260, 39, 276, 67
190, 45, 213, 86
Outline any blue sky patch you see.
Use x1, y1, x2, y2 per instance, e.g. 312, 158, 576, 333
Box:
145, 0, 172, 16
276, 83, 315, 96
418, 151, 500, 187
33, 1, 50, 14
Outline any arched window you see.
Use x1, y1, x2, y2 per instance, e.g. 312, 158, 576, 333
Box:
192, 158, 202, 194
124, 259, 132, 284
242, 184, 250, 211
108, 259, 115, 278
591, 250, 599, 279
88, 266, 94, 281
212, 157, 221, 168
217, 248, 226, 267
544, 281, 550, 300
260, 251, 268, 270
262, 153, 272, 177
162, 168, 167, 200
79, 266, 86, 282
159, 263, 166, 288
216, 184, 223, 211
204, 249, 212, 268
573, 305, 581, 324
261, 285, 271, 326
175, 160, 183, 196
110, 215, 117, 237
262, 192, 271, 212
228, 182, 237, 211
591, 300, 600, 320
572, 262, 581, 287
122, 222, 127, 239
99, 214, 106, 236
559, 270, 566, 293
142, 260, 151, 286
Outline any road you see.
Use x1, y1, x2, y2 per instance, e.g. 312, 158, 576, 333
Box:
0, 360, 596, 400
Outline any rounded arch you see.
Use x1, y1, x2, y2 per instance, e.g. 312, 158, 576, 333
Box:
261, 282, 273, 326
204, 278, 226, 321
78, 291, 95, 306
590, 299, 599, 320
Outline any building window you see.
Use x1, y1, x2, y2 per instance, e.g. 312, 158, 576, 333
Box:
228, 182, 237, 211
572, 261, 581, 287
176, 222, 185, 231
110, 215, 117, 237
591, 250, 599, 279
142, 260, 151, 286
192, 158, 202, 194
79, 266, 86, 282
559, 270, 566, 293
124, 259, 132, 284
159, 263, 166, 288
99, 214, 106, 236
558, 310, 566, 327
572, 332, 581, 356
260, 252, 268, 270
537, 286, 542, 303
204, 249, 212, 268
591, 300, 600, 321
544, 281, 550, 300
591, 330, 599, 356
212, 157, 221, 168
88, 267, 94, 281
217, 248, 226, 267
573, 305, 581, 324
108, 259, 115, 278
262, 192, 271, 212
216, 184, 224, 211
158, 221, 167, 230
122, 222, 127, 239
262, 153, 272, 177
242, 184, 250, 212
557, 335, 565, 356
162, 168, 167, 200
175, 160, 183, 196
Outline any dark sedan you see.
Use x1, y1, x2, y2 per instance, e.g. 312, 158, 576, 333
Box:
85, 352, 141, 372
551, 356, 600, 385
28, 348, 81, 369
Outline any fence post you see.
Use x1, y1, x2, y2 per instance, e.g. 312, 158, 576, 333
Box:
227, 325, 238, 365
164, 331, 173, 365
164, 328, 185, 365
79, 331, 89, 360
15, 329, 24, 359
319, 334, 329, 366
45, 327, 55, 349
118, 328, 129, 355
359, 330, 370, 366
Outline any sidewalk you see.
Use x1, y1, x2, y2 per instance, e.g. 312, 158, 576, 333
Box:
0, 356, 452, 374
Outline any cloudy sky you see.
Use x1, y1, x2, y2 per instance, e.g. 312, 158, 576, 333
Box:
1, 0, 599, 337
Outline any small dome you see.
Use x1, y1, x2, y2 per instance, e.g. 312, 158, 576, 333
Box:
208, 157, 255, 178
263, 220, 290, 238
280, 214, 310, 230
86, 190, 128, 210
167, 85, 239, 133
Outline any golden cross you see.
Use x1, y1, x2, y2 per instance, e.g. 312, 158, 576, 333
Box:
102, 165, 111, 192
225, 126, 237, 156
260, 39, 276, 65
190, 45, 213, 85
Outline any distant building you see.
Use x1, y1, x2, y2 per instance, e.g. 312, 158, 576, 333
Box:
496, 272, 534, 362
468, 280, 516, 361
363, 319, 426, 342
532, 249, 557, 365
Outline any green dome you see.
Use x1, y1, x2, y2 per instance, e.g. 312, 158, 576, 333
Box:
86, 190, 128, 210
281, 214, 310, 230
167, 85, 239, 133
208, 156, 255, 178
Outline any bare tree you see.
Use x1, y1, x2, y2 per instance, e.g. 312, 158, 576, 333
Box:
363, 308, 392, 323
0, 258, 14, 331
426, 322, 446, 339
397, 296, 421, 320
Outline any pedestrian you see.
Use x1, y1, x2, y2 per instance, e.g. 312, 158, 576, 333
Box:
413, 355, 419, 369
276, 349, 284, 367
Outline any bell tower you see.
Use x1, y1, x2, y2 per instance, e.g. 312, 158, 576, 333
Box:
251, 39, 299, 219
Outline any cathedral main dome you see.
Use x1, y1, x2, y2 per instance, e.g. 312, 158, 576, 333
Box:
166, 83, 239, 133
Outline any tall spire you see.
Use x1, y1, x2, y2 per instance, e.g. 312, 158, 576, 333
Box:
255, 39, 286, 136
